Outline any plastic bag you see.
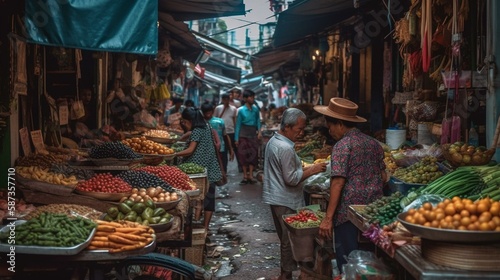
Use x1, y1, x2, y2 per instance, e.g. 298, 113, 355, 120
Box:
343, 250, 394, 280
391, 144, 443, 167
133, 110, 157, 128
402, 194, 445, 212
303, 162, 331, 189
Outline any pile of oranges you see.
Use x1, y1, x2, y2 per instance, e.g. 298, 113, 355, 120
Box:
404, 197, 500, 231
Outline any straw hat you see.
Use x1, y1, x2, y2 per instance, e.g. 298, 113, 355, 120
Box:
314, 97, 367, 123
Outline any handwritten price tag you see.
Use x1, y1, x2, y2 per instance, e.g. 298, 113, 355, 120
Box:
19, 127, 31, 156
30, 130, 47, 154
59, 105, 69, 125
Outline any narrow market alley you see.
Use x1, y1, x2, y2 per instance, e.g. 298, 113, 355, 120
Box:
202, 159, 302, 280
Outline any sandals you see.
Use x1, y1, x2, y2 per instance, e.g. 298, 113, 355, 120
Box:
239, 177, 258, 185
246, 179, 257, 184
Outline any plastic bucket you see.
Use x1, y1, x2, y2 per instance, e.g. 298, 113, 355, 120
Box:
386, 129, 406, 150
418, 123, 434, 145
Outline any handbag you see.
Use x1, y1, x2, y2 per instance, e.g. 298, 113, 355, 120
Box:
209, 123, 227, 186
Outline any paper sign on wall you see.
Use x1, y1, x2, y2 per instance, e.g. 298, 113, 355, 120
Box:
19, 127, 31, 156
59, 105, 69, 125
30, 130, 47, 154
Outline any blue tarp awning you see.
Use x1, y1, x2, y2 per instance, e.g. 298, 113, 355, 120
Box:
25, 0, 158, 55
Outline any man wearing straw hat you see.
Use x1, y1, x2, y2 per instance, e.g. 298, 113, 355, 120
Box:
314, 98, 387, 272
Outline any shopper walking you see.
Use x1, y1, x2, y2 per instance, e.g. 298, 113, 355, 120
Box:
314, 98, 387, 272
175, 107, 223, 230
262, 108, 327, 280
234, 90, 261, 184
201, 102, 234, 173
214, 94, 239, 172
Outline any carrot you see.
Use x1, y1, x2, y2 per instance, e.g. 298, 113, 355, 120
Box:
112, 232, 147, 242
94, 231, 112, 237
140, 233, 153, 238
92, 236, 109, 242
86, 245, 111, 250
107, 242, 124, 249
90, 241, 113, 248
145, 237, 153, 244
97, 225, 116, 232
115, 227, 146, 234
107, 234, 137, 245
96, 220, 123, 228
108, 243, 145, 253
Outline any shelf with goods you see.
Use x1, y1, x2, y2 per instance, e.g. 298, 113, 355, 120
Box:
348, 205, 500, 279
346, 168, 500, 279
11, 142, 207, 252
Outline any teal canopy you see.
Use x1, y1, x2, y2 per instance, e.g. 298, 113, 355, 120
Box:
25, 0, 158, 55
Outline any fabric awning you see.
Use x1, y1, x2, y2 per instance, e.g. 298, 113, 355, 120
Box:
158, 12, 203, 63
249, 48, 300, 77
192, 31, 251, 60
25, 0, 157, 54
197, 69, 238, 86
201, 57, 242, 82
159, 0, 246, 21
272, 0, 372, 47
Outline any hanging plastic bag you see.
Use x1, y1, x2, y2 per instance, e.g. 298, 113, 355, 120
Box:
70, 89, 85, 120
159, 83, 171, 100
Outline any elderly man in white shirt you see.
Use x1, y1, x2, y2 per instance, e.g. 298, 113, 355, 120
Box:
262, 108, 327, 280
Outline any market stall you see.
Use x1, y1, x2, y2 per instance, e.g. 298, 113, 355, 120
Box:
341, 142, 500, 279
5, 131, 210, 273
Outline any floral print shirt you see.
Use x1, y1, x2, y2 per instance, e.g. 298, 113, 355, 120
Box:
330, 128, 385, 226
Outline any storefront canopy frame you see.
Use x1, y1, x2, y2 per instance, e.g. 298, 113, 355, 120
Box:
158, 0, 246, 21
158, 12, 204, 63
272, 0, 372, 47
192, 31, 251, 60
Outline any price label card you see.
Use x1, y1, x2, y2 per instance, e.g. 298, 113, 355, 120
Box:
59, 105, 69, 125
19, 127, 31, 156
30, 130, 47, 153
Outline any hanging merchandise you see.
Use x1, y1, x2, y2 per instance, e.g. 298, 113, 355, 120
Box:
420, 0, 432, 73
443, 0, 464, 144
157, 40, 173, 68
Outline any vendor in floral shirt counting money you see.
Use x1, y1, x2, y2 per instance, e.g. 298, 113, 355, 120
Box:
314, 98, 387, 272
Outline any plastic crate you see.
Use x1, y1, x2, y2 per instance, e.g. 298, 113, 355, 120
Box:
388, 177, 426, 195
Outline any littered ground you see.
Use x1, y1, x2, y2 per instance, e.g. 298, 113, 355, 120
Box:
200, 159, 305, 280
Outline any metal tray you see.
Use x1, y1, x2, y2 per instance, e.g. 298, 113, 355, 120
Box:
150, 217, 174, 233
145, 135, 178, 144
0, 220, 96, 255
84, 234, 156, 258
282, 214, 319, 236
155, 196, 182, 210
184, 189, 201, 197
397, 213, 500, 243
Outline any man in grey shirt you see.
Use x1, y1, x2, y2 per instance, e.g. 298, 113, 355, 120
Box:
262, 108, 327, 280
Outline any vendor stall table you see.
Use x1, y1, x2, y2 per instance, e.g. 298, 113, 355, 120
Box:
19, 188, 194, 247
347, 206, 500, 280
0, 237, 156, 280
